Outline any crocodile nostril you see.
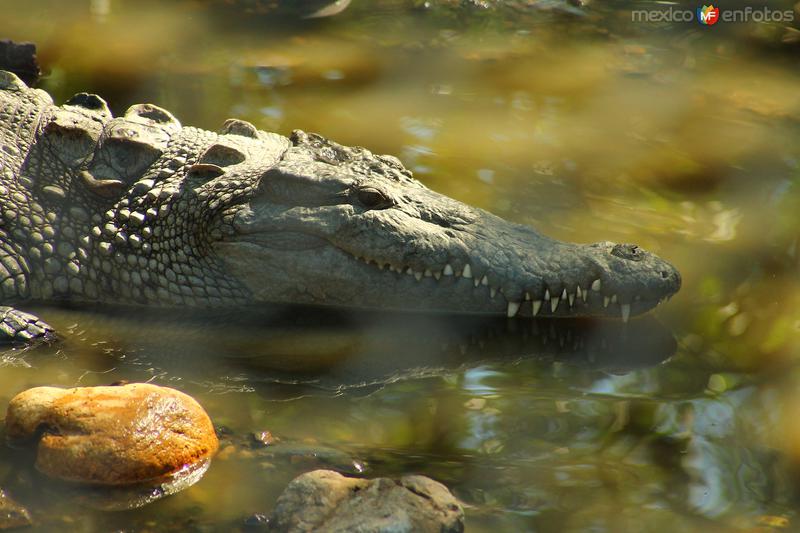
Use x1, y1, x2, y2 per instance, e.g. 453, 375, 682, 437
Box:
660, 270, 669, 279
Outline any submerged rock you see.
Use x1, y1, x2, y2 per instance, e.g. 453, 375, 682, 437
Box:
210, 0, 352, 18
0, 490, 32, 530
4, 384, 218, 487
0, 40, 40, 86
268, 469, 464, 532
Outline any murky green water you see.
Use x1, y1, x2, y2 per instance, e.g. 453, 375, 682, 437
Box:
1, 0, 799, 530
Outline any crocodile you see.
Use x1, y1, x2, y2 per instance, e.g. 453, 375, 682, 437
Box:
0, 70, 680, 343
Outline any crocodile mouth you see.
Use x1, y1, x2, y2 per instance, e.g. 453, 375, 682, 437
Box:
222, 225, 679, 321
344, 251, 675, 322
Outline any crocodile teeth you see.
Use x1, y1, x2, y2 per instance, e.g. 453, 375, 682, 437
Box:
603, 296, 610, 307
524, 292, 531, 301
490, 287, 497, 298
611, 294, 617, 304
568, 292, 575, 307
415, 271, 423, 281
592, 279, 601, 291
480, 275, 489, 286
434, 271, 442, 280
474, 278, 480, 287
406, 267, 413, 275
545, 289, 550, 300
581, 287, 588, 302
507, 301, 520, 317
561, 289, 567, 300
443, 264, 454, 276
621, 303, 631, 323
550, 295, 559, 312
576, 286, 582, 299
424, 269, 432, 277
462, 264, 473, 278
532, 300, 542, 316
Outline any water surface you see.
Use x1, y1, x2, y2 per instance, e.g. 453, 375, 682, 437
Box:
1, 0, 799, 530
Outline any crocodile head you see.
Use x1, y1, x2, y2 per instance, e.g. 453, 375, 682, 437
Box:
216, 131, 681, 320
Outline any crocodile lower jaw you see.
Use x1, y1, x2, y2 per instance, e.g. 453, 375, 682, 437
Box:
348, 254, 670, 321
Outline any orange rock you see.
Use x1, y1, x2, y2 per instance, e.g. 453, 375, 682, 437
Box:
5, 383, 218, 486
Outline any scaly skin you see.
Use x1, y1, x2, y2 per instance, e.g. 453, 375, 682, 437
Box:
0, 70, 680, 343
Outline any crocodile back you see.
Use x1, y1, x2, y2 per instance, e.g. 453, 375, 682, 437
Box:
0, 71, 53, 182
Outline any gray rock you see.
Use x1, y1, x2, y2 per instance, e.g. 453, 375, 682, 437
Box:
267, 469, 464, 533
0, 490, 32, 530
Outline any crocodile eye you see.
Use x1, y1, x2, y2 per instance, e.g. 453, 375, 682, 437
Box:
611, 243, 645, 262
357, 187, 392, 209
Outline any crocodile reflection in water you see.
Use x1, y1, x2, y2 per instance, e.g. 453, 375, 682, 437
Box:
23, 305, 677, 393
